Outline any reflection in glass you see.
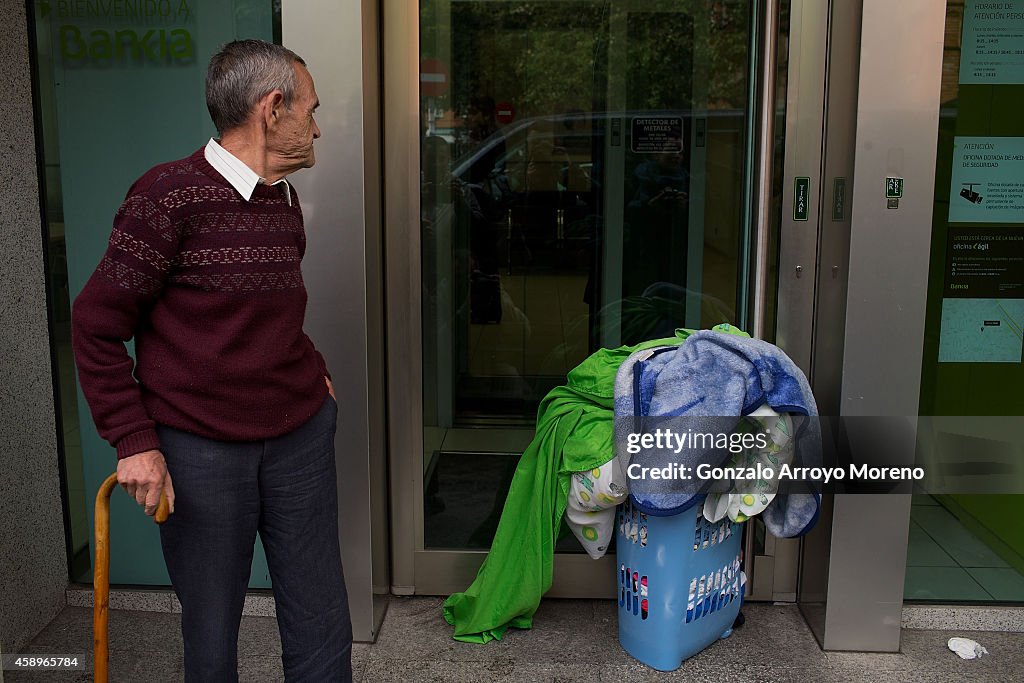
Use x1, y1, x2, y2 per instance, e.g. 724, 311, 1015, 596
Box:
909, 0, 1024, 602
421, 1, 774, 550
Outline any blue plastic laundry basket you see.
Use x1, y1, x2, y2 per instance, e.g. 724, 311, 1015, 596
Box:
616, 499, 745, 671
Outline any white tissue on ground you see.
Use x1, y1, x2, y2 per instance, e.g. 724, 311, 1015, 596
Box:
947, 637, 988, 660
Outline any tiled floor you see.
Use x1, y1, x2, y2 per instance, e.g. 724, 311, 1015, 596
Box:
904, 495, 1024, 601
9, 598, 1024, 682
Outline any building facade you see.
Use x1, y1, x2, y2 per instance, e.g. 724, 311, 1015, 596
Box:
2, 0, 1022, 658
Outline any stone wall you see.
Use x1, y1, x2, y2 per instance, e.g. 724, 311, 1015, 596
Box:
0, 0, 69, 654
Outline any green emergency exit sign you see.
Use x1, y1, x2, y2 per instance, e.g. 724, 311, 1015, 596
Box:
794, 177, 810, 221
886, 177, 904, 199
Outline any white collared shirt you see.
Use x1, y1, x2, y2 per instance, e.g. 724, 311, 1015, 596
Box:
204, 138, 292, 206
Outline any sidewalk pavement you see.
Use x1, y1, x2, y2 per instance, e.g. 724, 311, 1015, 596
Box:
7, 597, 1022, 681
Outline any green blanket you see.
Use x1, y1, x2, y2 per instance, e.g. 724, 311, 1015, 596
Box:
442, 324, 746, 643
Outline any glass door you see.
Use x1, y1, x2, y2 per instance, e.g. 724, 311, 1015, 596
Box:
907, 0, 1024, 603
388, 0, 792, 594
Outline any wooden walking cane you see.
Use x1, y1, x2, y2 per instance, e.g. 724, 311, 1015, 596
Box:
93, 473, 170, 683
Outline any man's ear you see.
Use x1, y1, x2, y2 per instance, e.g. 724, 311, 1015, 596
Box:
262, 90, 286, 128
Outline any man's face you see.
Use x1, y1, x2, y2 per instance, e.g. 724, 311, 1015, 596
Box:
269, 63, 320, 170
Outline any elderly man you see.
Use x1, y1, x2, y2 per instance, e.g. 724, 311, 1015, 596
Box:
72, 40, 352, 681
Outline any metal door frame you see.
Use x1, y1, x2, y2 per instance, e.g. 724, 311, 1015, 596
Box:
796, 0, 947, 652
383, 0, 825, 598
382, 0, 620, 592
746, 0, 832, 603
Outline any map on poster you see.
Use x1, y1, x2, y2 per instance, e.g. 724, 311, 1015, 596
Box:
960, 0, 1024, 84
939, 228, 1024, 362
949, 137, 1024, 222
939, 298, 1024, 362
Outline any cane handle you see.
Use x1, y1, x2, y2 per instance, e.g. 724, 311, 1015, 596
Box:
93, 473, 171, 683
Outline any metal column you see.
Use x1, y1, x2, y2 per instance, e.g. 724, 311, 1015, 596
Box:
283, 0, 389, 642
809, 0, 947, 652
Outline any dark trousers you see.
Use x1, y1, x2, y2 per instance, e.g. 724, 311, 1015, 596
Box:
157, 396, 352, 682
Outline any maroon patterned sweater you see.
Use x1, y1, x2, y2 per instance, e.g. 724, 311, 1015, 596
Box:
72, 148, 330, 459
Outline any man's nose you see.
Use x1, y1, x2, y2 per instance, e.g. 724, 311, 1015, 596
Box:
312, 120, 321, 140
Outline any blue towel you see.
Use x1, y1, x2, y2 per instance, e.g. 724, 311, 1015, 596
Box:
614, 329, 821, 537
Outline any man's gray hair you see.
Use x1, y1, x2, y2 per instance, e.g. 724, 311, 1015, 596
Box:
206, 39, 307, 135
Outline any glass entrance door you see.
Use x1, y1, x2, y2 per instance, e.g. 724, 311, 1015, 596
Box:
389, 0, 792, 594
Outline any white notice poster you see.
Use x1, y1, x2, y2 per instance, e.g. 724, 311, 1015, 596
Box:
960, 1, 1024, 84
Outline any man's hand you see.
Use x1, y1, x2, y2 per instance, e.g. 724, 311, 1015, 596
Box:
325, 376, 336, 400
648, 188, 688, 206
117, 449, 175, 516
